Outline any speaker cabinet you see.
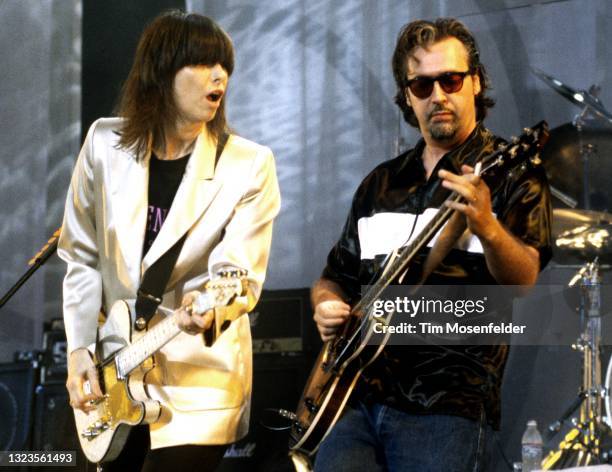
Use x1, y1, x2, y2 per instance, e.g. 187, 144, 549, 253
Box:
0, 362, 37, 451
217, 288, 320, 470
32, 383, 88, 471
218, 354, 311, 471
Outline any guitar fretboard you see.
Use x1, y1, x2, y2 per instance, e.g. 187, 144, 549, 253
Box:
354, 194, 459, 315
115, 314, 181, 377
115, 292, 213, 378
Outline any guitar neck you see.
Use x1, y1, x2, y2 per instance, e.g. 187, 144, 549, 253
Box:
354, 193, 460, 314
115, 313, 182, 378
347, 122, 549, 318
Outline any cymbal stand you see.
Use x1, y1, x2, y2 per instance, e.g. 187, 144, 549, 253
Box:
573, 105, 597, 210
543, 259, 610, 468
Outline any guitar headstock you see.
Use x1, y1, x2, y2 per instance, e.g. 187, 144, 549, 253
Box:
479, 121, 549, 177
192, 269, 248, 315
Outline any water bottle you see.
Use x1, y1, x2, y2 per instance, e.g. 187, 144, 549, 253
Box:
521, 419, 543, 472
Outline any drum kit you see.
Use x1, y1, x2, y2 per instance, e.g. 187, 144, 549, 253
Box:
531, 68, 612, 468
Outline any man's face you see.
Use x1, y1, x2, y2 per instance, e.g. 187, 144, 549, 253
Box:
405, 37, 481, 147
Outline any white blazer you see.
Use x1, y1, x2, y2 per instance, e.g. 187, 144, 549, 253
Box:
58, 117, 281, 448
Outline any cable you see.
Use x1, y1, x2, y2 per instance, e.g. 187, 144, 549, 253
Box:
605, 353, 612, 428
493, 429, 514, 471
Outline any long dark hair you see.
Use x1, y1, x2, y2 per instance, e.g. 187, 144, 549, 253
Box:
115, 10, 234, 157
391, 18, 495, 127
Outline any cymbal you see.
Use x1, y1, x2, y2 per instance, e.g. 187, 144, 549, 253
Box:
532, 68, 612, 123
541, 123, 612, 211
553, 208, 612, 237
552, 209, 612, 264
555, 223, 612, 262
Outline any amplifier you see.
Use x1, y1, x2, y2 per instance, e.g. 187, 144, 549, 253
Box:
250, 288, 320, 355
32, 383, 88, 471
41, 328, 67, 385
0, 362, 37, 451
218, 354, 310, 471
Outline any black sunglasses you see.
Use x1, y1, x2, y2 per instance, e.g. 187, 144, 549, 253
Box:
406, 70, 473, 99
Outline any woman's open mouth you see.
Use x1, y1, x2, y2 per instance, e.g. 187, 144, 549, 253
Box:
207, 91, 223, 102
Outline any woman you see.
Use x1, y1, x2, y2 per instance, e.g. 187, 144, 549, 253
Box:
59, 10, 280, 471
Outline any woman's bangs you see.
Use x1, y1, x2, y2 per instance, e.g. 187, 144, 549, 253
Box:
180, 17, 234, 74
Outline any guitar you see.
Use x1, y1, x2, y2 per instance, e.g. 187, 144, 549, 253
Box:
73, 270, 247, 464
288, 122, 550, 455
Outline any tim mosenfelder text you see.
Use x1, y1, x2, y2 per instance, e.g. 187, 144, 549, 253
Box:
370, 296, 526, 338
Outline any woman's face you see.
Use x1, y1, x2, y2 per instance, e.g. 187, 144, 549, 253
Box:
172, 63, 229, 127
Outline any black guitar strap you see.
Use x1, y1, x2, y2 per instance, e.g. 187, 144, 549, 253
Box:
134, 132, 229, 329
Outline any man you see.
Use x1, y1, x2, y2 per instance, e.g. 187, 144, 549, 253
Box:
58, 11, 280, 471
312, 18, 551, 471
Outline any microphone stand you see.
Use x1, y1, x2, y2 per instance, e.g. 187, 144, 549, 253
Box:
0, 228, 61, 310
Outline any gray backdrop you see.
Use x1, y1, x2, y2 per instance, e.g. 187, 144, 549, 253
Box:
0, 0, 81, 363
1, 0, 611, 467
187, 0, 612, 289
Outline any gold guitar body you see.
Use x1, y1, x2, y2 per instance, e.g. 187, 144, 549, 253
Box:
73, 300, 161, 464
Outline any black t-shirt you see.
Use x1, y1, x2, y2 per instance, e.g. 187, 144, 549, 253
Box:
142, 153, 190, 256
322, 124, 552, 429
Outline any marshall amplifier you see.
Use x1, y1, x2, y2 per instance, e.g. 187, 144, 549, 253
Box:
250, 288, 320, 355
219, 288, 322, 470
218, 354, 309, 472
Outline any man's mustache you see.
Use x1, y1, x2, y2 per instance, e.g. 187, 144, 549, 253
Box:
427, 105, 455, 121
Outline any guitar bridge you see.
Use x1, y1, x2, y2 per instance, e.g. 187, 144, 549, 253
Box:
81, 416, 111, 440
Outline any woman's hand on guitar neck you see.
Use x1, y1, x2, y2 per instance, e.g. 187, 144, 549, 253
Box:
176, 290, 215, 335
66, 348, 103, 412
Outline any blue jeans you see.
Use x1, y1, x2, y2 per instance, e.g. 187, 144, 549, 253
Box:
314, 401, 492, 472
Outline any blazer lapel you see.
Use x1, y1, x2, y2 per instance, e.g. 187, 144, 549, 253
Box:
141, 131, 225, 275
110, 151, 149, 280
